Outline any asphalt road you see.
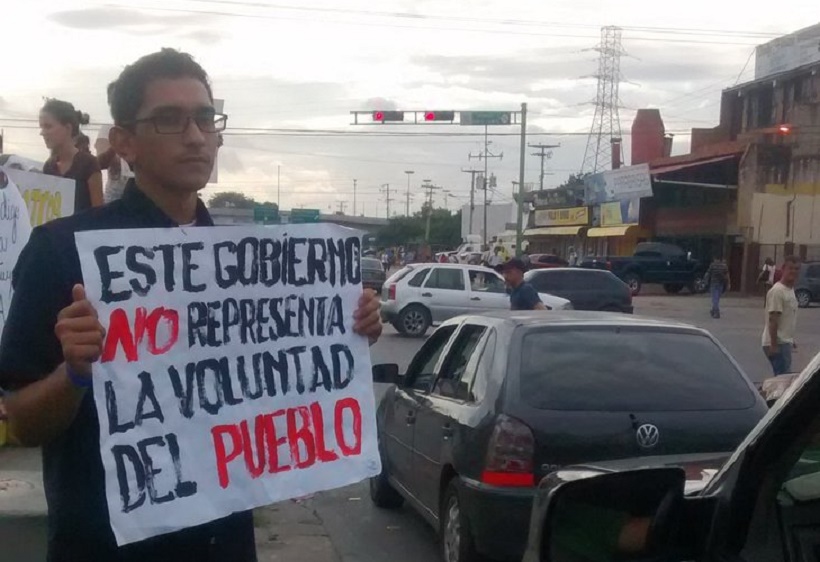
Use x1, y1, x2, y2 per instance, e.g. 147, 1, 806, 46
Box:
312, 293, 820, 562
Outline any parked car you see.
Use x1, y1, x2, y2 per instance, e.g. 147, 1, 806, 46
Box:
524, 268, 633, 313
523, 352, 820, 562
370, 312, 766, 562
380, 264, 571, 336
580, 242, 708, 296
527, 254, 569, 270
795, 261, 820, 308
361, 257, 387, 292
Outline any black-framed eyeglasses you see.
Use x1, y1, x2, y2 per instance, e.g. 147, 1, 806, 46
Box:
129, 110, 228, 135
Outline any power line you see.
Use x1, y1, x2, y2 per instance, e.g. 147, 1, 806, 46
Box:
111, 2, 773, 45
175, 0, 782, 38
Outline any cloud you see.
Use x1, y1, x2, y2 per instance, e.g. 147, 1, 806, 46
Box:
47, 7, 223, 42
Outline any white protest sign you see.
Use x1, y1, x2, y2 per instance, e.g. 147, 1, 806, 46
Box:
0, 168, 32, 332
5, 168, 75, 227
76, 224, 380, 546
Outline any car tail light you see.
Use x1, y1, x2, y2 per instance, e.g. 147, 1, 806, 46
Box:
606, 261, 612, 270
388, 284, 397, 301
481, 415, 535, 487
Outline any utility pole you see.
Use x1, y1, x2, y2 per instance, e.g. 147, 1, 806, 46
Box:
469, 126, 503, 249
380, 183, 393, 218
516, 103, 528, 258
336, 200, 348, 214
461, 168, 482, 236
422, 180, 440, 242
442, 190, 454, 212
529, 143, 560, 192
352, 179, 358, 216
404, 170, 414, 216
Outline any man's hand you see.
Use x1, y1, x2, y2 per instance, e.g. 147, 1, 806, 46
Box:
767, 344, 779, 357
54, 285, 105, 379
353, 289, 382, 345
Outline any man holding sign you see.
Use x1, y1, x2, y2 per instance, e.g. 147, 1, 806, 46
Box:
0, 49, 383, 562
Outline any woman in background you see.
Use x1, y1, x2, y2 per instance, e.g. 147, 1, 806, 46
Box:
39, 99, 103, 213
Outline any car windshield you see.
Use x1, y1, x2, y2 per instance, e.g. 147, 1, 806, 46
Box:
519, 328, 756, 412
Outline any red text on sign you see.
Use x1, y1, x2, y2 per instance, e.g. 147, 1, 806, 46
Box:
211, 397, 362, 488
102, 307, 180, 363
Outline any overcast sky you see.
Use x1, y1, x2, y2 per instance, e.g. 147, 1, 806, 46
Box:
2, 1, 816, 216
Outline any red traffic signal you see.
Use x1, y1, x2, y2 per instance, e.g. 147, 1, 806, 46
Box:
778, 124, 792, 135
424, 111, 455, 122
372, 111, 404, 122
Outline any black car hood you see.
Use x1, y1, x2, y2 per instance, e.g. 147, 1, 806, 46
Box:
572, 452, 731, 495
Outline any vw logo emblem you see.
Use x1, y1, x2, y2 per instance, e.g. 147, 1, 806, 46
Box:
636, 423, 660, 449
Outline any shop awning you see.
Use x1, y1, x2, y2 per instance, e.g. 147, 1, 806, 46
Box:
586, 225, 638, 238
524, 226, 586, 236
650, 155, 736, 176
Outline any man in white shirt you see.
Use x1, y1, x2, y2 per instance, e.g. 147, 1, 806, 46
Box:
762, 256, 800, 375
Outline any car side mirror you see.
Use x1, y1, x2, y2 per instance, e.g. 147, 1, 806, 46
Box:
533, 468, 686, 562
372, 363, 402, 385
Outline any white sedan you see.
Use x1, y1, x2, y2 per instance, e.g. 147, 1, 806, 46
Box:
379, 263, 571, 336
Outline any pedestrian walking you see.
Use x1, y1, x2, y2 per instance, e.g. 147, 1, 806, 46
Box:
705, 256, 730, 318
762, 256, 800, 376
501, 258, 545, 310
39, 98, 104, 212
0, 48, 383, 562
758, 258, 776, 295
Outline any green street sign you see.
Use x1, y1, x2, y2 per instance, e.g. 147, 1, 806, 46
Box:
290, 208, 321, 223
253, 205, 280, 224
460, 111, 512, 126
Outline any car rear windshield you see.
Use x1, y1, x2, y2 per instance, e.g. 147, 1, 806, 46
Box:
362, 258, 382, 270
519, 328, 755, 412
386, 266, 414, 284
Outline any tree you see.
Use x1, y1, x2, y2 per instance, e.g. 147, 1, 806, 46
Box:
209, 191, 258, 209
375, 209, 461, 249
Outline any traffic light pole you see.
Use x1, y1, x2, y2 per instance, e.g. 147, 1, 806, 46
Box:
516, 103, 528, 258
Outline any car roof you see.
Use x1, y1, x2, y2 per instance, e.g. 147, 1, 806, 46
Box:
444, 310, 700, 332
527, 267, 612, 275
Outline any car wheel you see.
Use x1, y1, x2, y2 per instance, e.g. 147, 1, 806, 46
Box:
369, 467, 404, 509
622, 273, 642, 296
796, 289, 812, 308
440, 479, 480, 562
398, 305, 431, 337
663, 283, 684, 294
691, 274, 708, 294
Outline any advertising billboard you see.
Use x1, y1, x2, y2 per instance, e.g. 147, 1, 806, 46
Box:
584, 163, 652, 225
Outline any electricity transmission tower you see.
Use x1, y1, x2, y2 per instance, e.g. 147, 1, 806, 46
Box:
581, 26, 626, 174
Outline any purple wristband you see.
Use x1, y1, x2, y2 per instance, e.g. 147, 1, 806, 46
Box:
66, 366, 92, 389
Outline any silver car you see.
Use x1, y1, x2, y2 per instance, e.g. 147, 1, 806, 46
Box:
380, 263, 572, 336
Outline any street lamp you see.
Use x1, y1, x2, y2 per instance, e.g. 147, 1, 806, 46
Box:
404, 170, 414, 216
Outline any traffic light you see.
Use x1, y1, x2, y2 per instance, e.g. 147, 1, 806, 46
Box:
372, 111, 404, 122
778, 124, 792, 135
424, 111, 455, 122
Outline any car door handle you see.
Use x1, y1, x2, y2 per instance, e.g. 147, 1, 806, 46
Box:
422, 292, 433, 297
405, 411, 416, 425
442, 423, 454, 438
470, 297, 480, 301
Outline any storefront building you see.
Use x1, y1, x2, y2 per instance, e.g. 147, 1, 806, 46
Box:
524, 206, 590, 257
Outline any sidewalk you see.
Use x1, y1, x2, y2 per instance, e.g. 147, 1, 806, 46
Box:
0, 446, 339, 562
255, 498, 340, 562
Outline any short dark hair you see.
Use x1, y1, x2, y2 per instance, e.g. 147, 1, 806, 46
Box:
107, 48, 213, 126
784, 255, 800, 266
41, 99, 89, 136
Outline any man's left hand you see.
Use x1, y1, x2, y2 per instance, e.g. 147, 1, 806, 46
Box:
353, 289, 382, 345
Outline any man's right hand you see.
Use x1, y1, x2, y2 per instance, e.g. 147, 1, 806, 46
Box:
54, 284, 105, 379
